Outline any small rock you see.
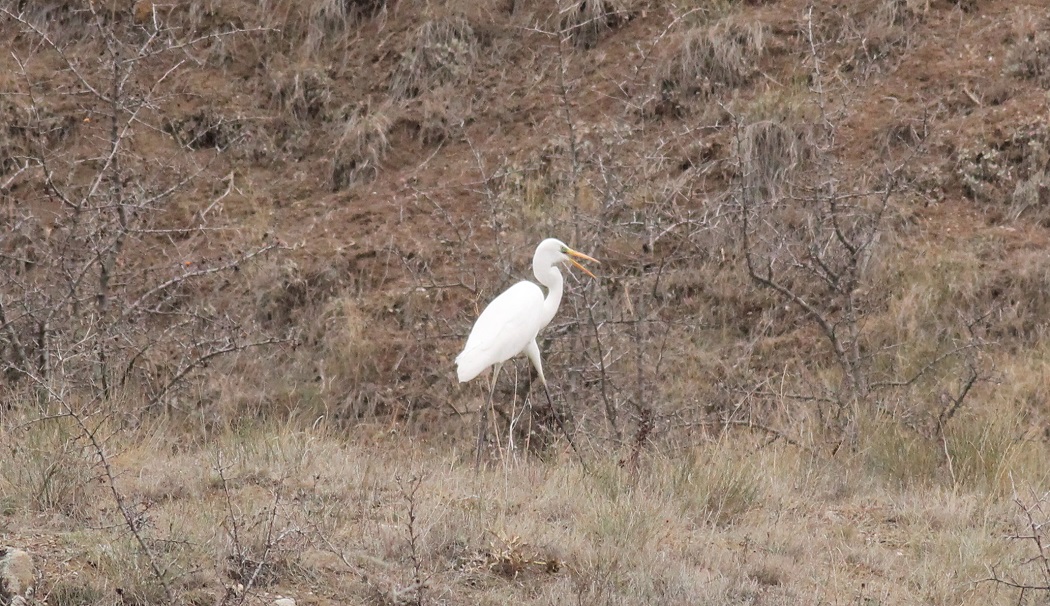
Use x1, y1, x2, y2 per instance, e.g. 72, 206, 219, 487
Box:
0, 548, 34, 602
273, 598, 296, 606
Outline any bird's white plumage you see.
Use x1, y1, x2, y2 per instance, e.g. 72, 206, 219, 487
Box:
455, 238, 596, 386
455, 281, 544, 382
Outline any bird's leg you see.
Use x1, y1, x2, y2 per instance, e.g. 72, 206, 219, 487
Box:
476, 362, 501, 472
524, 339, 547, 387
523, 339, 587, 469
506, 365, 523, 459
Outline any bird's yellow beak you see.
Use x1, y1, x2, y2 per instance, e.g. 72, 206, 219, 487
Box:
565, 248, 599, 278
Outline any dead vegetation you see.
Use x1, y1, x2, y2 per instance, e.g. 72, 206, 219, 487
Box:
4, 0, 1050, 604
557, 0, 636, 49
1, 414, 1046, 606
654, 19, 767, 117
390, 16, 479, 101
331, 103, 396, 190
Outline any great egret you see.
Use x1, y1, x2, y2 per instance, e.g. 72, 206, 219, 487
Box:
456, 238, 597, 466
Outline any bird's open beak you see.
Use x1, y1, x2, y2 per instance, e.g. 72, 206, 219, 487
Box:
565, 248, 599, 278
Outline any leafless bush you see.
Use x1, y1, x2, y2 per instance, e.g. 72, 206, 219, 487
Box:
733, 113, 989, 447
393, 474, 429, 606
219, 468, 299, 603
0, 4, 285, 409
985, 488, 1050, 599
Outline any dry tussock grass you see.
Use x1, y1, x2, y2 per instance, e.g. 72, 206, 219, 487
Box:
739, 118, 810, 201
250, 0, 386, 58
3, 418, 101, 517
331, 103, 397, 190
814, 0, 927, 76
557, 0, 636, 49
1004, 14, 1050, 88
266, 62, 335, 123
390, 16, 478, 101
957, 122, 1050, 220
657, 19, 767, 114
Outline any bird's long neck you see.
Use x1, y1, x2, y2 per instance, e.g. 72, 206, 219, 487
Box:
535, 262, 564, 331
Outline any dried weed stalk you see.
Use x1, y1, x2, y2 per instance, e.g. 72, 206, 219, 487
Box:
395, 474, 429, 606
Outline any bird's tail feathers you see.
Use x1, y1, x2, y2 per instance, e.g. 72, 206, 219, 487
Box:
455, 349, 486, 383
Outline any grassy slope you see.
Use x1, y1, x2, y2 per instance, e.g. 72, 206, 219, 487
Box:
3, 0, 1050, 604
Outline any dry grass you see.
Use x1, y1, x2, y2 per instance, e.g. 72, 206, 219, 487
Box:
1004, 14, 1050, 88
331, 103, 397, 190
266, 62, 335, 123
814, 0, 927, 77
738, 119, 808, 201
390, 16, 478, 101
953, 121, 1050, 214
5, 1, 1050, 604
2, 406, 1048, 605
557, 0, 636, 49
249, 0, 387, 59
658, 19, 767, 110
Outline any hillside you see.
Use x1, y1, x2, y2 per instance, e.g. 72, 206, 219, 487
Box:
2, 0, 1050, 604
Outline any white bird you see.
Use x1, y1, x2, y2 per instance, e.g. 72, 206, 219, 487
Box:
456, 238, 597, 465
457, 238, 597, 385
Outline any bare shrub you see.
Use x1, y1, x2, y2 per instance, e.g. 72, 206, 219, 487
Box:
390, 17, 478, 101
986, 488, 1050, 598
0, 4, 284, 409
732, 77, 986, 447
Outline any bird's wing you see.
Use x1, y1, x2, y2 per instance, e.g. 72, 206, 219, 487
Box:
456, 281, 545, 381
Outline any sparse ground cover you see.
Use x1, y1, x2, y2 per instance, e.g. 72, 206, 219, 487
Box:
3, 0, 1050, 604
2, 414, 1049, 605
